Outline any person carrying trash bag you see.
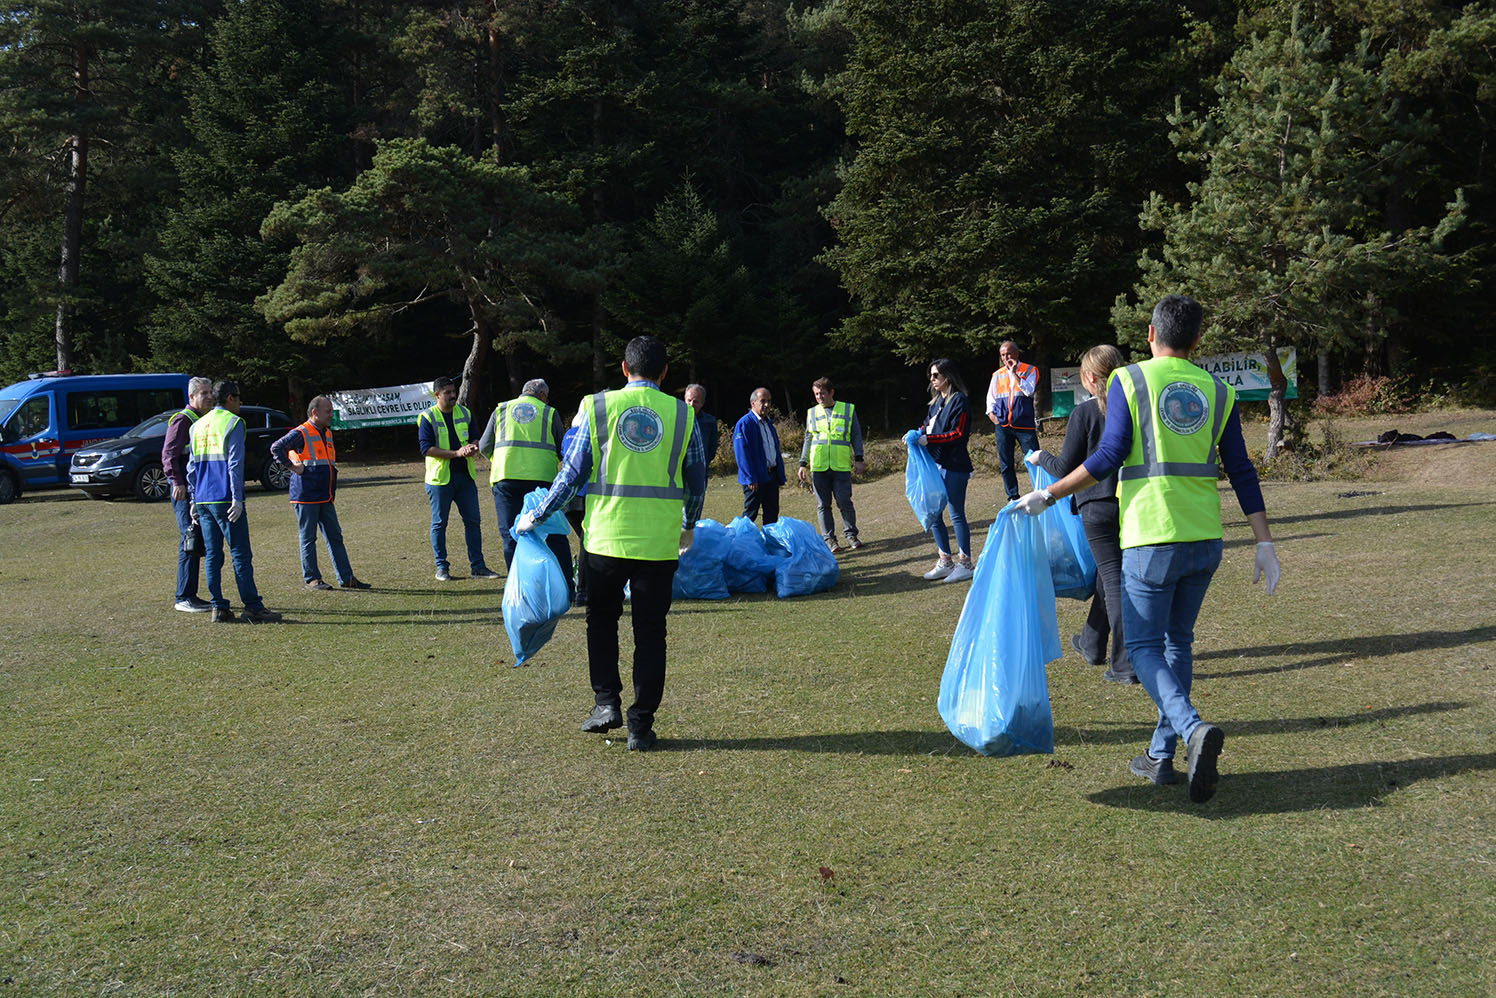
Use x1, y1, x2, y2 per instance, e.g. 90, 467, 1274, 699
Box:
502, 487, 571, 666
1016, 295, 1281, 804
915, 358, 974, 583
515, 335, 707, 752
1026, 344, 1135, 685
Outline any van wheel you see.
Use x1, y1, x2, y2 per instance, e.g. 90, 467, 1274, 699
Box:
261, 457, 292, 491
132, 462, 171, 502
0, 469, 18, 504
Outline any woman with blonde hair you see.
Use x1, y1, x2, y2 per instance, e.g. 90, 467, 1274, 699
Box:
1027, 344, 1136, 684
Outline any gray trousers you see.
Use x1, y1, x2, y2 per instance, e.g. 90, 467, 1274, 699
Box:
811, 469, 858, 543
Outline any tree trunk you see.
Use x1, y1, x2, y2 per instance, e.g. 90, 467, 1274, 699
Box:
590, 95, 609, 385
1261, 336, 1289, 461
55, 42, 90, 373
487, 18, 507, 164
459, 312, 492, 412
1318, 348, 1331, 398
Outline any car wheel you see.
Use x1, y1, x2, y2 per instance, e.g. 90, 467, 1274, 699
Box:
0, 469, 18, 504
261, 457, 292, 491
132, 462, 171, 502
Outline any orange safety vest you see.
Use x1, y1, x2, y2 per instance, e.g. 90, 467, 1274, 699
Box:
990, 362, 1039, 429
288, 419, 336, 503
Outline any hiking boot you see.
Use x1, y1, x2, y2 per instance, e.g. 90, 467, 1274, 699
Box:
470, 567, 500, 579
242, 607, 283, 624
1070, 633, 1103, 666
174, 597, 212, 613
581, 704, 623, 733
210, 607, 237, 623
434, 568, 451, 582
1185, 724, 1225, 803
1129, 752, 1177, 786
304, 579, 332, 591
1103, 667, 1140, 685
944, 561, 974, 583
923, 559, 954, 580
341, 577, 372, 589
627, 728, 658, 752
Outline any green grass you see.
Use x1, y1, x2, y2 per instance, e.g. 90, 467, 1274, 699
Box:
3, 435, 1495, 995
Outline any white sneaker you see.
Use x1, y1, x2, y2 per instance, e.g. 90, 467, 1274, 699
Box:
923, 560, 954, 580
944, 562, 974, 583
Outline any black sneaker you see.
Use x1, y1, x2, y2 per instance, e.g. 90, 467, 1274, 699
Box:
1129, 752, 1177, 785
210, 608, 237, 623
1185, 724, 1225, 803
242, 607, 283, 624
434, 568, 451, 582
581, 704, 623, 733
1070, 633, 1103, 666
175, 597, 212, 613
470, 567, 500, 579
627, 728, 658, 752
341, 577, 372, 589
1103, 667, 1140, 685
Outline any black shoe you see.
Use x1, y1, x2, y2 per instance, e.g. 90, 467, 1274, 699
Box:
1129, 752, 1177, 786
627, 728, 658, 752
242, 607, 283, 624
175, 597, 212, 613
581, 704, 623, 733
341, 577, 372, 589
1070, 633, 1103, 666
304, 579, 332, 591
470, 567, 500, 579
1103, 667, 1140, 685
210, 607, 236, 623
1185, 724, 1224, 803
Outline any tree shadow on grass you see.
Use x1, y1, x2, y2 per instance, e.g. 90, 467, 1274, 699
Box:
1234, 499, 1495, 528
1196, 626, 1496, 679
668, 729, 961, 755
1087, 751, 1496, 816
1055, 701, 1469, 747
1222, 530, 1333, 549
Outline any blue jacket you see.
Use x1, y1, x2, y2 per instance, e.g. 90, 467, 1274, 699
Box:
733, 411, 786, 486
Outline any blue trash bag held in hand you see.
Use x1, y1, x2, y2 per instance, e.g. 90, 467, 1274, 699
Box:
673, 518, 731, 600
937, 506, 1061, 756
723, 516, 783, 594
502, 487, 571, 665
1027, 457, 1098, 601
763, 516, 840, 597
903, 429, 948, 532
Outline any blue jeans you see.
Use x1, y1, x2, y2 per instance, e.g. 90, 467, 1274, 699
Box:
426, 477, 487, 574
293, 502, 354, 584
493, 479, 573, 597
172, 497, 201, 601
994, 424, 1041, 500
199, 503, 265, 612
1121, 539, 1222, 759
930, 467, 970, 556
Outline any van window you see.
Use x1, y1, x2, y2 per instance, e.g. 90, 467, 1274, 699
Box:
65, 388, 183, 431
1, 396, 50, 443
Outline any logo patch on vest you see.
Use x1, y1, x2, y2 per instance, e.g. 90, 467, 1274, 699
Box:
618, 406, 665, 453
1158, 382, 1209, 435
511, 401, 538, 424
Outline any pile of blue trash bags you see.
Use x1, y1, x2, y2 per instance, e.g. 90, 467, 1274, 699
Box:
675, 515, 838, 600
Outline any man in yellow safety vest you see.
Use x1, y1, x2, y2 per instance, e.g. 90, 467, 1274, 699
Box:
417, 375, 498, 582
796, 376, 866, 553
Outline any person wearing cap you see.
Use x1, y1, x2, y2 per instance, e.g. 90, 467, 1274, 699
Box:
1015, 294, 1281, 804
417, 376, 497, 582
478, 378, 571, 588
270, 395, 370, 591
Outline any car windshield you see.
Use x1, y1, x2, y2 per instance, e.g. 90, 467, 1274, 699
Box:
121, 411, 173, 440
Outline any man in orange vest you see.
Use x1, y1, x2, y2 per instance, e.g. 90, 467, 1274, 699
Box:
270, 395, 370, 591
986, 340, 1041, 501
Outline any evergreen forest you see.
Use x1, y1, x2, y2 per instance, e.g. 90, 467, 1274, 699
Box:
3, 0, 1492, 436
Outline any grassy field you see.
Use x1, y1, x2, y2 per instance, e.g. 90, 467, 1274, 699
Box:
2, 407, 1494, 996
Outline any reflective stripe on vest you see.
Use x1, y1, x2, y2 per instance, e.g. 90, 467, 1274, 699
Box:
189, 407, 243, 504
489, 396, 560, 484
290, 420, 336, 468
421, 404, 476, 485
806, 400, 854, 472
1115, 358, 1235, 549
583, 388, 693, 559
168, 407, 200, 431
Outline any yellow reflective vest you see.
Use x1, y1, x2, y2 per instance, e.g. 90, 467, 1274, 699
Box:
805, 400, 854, 472
582, 386, 693, 560
419, 403, 476, 485
488, 396, 560, 484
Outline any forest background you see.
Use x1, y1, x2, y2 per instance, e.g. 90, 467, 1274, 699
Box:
3, 0, 1493, 456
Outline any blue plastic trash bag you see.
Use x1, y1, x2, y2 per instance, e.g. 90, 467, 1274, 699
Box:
673, 518, 731, 600
938, 506, 1060, 755
1027, 456, 1097, 600
903, 429, 948, 532
763, 516, 840, 597
723, 516, 783, 594
502, 487, 571, 665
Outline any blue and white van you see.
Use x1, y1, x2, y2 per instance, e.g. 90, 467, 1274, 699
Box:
0, 373, 188, 503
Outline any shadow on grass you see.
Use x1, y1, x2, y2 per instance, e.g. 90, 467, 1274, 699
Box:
1235, 499, 1496, 528
1222, 530, 1333, 549
668, 729, 961, 755
328, 474, 416, 490
1056, 701, 1469, 747
1087, 751, 1496, 816
1196, 626, 1496, 679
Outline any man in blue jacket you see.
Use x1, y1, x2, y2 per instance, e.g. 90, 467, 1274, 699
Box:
732, 387, 785, 524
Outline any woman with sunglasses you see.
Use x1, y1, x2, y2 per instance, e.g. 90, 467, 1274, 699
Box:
917, 358, 975, 582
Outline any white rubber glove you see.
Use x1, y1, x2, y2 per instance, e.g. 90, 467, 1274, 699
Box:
1024, 450, 1043, 466
1014, 489, 1053, 516
1253, 541, 1281, 596
679, 528, 695, 557
513, 511, 537, 534
227, 500, 244, 523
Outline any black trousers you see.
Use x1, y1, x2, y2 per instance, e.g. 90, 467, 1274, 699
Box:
1077, 500, 1129, 673
741, 482, 780, 524
585, 552, 678, 733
